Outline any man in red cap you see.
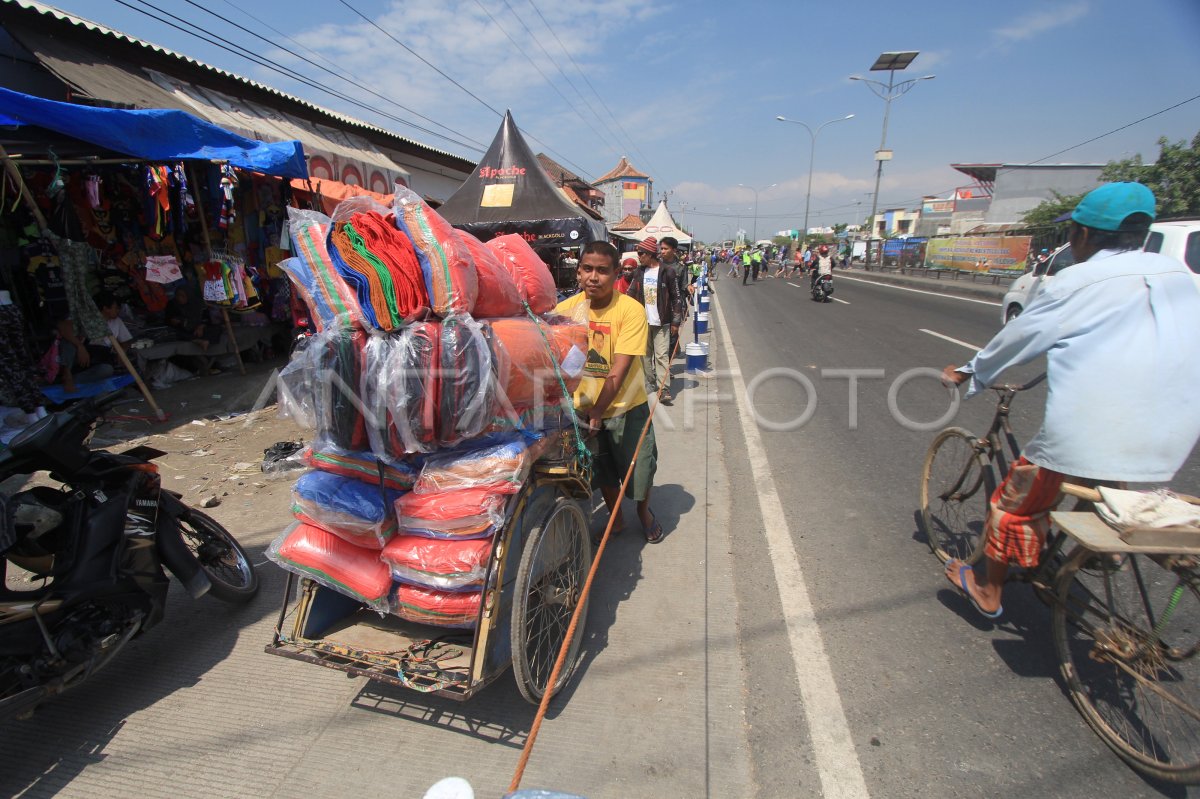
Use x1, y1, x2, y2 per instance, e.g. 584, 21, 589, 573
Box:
616, 256, 636, 294
626, 236, 683, 405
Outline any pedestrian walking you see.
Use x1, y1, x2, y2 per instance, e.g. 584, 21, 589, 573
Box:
741, 248, 753, 284
627, 236, 683, 405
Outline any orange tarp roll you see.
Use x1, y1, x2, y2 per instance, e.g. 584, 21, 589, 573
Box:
489, 317, 586, 408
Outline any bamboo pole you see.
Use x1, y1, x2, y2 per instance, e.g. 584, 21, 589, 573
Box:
0, 143, 166, 420
188, 165, 246, 375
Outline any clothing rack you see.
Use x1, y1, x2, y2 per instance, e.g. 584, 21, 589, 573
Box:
0, 141, 167, 420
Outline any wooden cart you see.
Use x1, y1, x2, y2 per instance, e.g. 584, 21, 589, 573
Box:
265, 447, 593, 704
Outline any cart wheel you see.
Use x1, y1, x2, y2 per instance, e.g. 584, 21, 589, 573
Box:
511, 494, 592, 704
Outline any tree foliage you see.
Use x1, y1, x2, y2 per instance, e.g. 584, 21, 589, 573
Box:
1020, 130, 1200, 226
1101, 132, 1200, 218
1021, 190, 1085, 227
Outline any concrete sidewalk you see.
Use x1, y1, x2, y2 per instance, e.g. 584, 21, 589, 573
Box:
0, 351, 752, 798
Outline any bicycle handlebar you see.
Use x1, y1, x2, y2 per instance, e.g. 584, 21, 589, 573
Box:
992, 372, 1046, 393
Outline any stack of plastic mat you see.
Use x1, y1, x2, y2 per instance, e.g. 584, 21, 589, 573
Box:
269, 190, 587, 628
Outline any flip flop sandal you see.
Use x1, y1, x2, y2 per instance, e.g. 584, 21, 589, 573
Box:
947, 561, 1002, 620
643, 512, 665, 544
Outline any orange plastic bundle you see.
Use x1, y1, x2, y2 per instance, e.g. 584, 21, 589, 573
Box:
458, 230, 523, 318
390, 583, 482, 628
267, 523, 393, 608
486, 234, 557, 314
394, 186, 479, 317
349, 211, 429, 318
395, 486, 508, 538
381, 535, 493, 592
489, 316, 587, 408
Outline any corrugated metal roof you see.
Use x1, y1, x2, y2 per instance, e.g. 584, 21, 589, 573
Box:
4, 0, 471, 166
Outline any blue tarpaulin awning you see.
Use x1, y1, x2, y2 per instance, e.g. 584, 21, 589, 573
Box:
0, 85, 307, 179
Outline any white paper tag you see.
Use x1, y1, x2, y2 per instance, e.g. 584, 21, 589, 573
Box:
560, 345, 585, 378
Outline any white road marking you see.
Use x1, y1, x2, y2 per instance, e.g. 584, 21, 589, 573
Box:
711, 295, 870, 799
836, 274, 1003, 307
919, 328, 983, 351
785, 282, 850, 304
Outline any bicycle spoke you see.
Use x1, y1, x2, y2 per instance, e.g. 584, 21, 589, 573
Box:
1057, 553, 1200, 777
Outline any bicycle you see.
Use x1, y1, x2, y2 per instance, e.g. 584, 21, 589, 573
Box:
919, 375, 1200, 783
920, 372, 1045, 564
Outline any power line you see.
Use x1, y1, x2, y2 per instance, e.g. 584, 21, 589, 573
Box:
336, 0, 594, 180
525, 0, 660, 177
179, 0, 489, 150
470, 0, 619, 162
497, 0, 624, 158
115, 0, 485, 153
1024, 92, 1200, 165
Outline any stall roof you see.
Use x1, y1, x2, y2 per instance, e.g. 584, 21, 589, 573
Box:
438, 111, 606, 246
0, 85, 306, 176
0, 0, 473, 178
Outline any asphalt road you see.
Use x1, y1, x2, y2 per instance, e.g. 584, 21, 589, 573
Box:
710, 269, 1200, 798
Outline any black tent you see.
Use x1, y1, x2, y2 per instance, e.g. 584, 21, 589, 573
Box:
438, 111, 606, 246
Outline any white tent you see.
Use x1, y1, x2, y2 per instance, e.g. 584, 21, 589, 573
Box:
614, 200, 692, 245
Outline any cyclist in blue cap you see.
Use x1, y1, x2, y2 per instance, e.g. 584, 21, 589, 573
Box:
940, 182, 1200, 620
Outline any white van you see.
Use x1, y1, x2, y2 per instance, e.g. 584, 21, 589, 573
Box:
1001, 219, 1200, 325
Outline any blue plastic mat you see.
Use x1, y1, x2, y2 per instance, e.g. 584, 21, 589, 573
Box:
40, 374, 136, 403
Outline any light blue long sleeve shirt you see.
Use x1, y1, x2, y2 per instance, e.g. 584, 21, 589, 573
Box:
958, 248, 1200, 481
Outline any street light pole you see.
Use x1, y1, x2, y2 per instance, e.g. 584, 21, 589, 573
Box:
850, 51, 934, 263
775, 114, 854, 241
737, 182, 776, 244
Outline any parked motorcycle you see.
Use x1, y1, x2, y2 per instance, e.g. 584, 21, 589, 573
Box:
811, 273, 834, 303
0, 391, 258, 721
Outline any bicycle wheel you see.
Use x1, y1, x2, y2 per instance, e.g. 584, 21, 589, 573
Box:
511, 494, 592, 704
920, 427, 991, 564
1053, 545, 1200, 783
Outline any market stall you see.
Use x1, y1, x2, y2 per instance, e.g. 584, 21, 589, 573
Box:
436, 111, 606, 287
0, 86, 305, 422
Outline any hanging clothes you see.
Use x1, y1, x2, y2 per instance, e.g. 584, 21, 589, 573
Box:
145, 165, 171, 238
44, 232, 107, 341
0, 304, 49, 413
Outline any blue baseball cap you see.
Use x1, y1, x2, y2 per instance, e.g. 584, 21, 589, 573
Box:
1055, 182, 1156, 231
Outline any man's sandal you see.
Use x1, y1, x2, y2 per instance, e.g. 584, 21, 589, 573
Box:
643, 511, 665, 544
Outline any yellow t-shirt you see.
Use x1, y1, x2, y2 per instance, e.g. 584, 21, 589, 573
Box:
555, 291, 649, 418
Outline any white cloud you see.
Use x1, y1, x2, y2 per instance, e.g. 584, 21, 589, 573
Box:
265, 0, 665, 175
992, 2, 1089, 46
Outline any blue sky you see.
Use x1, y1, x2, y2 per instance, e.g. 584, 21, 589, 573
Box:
43, 0, 1200, 241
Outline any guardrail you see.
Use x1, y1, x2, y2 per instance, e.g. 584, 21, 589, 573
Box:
859, 263, 1020, 286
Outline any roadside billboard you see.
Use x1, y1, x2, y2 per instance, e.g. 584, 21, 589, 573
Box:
925, 236, 1032, 271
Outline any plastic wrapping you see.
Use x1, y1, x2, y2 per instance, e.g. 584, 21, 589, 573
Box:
393, 186, 479, 317
290, 470, 404, 549
371, 321, 439, 454
283, 208, 365, 330
414, 432, 544, 495
459, 230, 523, 318
302, 445, 417, 490
486, 234, 557, 314
313, 327, 369, 452
277, 333, 321, 429
326, 198, 429, 331
438, 315, 503, 446
361, 333, 405, 457
380, 535, 493, 591
390, 583, 482, 628
267, 523, 393, 610
488, 316, 587, 410
396, 486, 508, 539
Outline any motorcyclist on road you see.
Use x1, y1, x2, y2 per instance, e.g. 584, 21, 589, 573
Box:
810, 244, 834, 289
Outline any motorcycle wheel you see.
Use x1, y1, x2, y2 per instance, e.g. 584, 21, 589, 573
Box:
176, 507, 259, 603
